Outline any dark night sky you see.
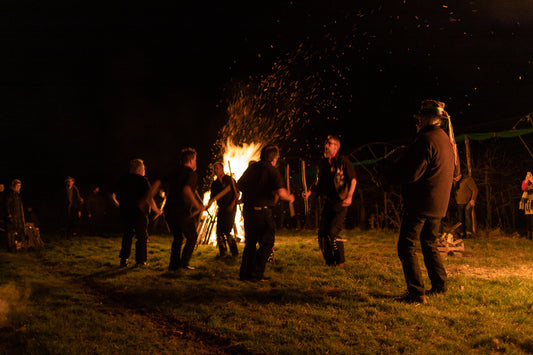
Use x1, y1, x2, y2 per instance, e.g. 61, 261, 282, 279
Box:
2, 1, 533, 201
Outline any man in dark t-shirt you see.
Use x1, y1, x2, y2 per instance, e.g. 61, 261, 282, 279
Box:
237, 144, 294, 281
304, 135, 357, 267
209, 162, 239, 257
115, 159, 161, 267
165, 148, 204, 271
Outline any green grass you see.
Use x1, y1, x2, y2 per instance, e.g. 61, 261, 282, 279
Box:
2, 229, 533, 354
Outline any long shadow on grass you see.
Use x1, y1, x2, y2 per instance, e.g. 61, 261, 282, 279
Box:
96, 280, 361, 310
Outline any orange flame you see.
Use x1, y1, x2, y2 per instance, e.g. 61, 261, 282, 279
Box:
198, 139, 262, 245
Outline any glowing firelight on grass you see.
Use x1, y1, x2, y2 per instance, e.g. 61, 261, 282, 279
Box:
197, 139, 262, 245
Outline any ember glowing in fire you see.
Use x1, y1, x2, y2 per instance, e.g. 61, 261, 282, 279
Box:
198, 139, 262, 246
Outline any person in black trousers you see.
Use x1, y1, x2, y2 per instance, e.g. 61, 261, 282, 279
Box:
165, 148, 204, 271
303, 135, 357, 267
382, 100, 458, 304
237, 144, 294, 282
115, 159, 161, 267
208, 162, 239, 257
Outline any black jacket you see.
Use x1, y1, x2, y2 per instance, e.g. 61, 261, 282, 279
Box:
389, 125, 455, 218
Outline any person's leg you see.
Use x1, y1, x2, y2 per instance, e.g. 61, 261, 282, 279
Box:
456, 204, 466, 238
180, 218, 198, 268
420, 218, 447, 292
167, 217, 184, 271
224, 209, 238, 256
240, 208, 259, 280
318, 204, 335, 266
397, 212, 426, 295
119, 215, 135, 264
216, 211, 228, 256
329, 204, 348, 265
134, 213, 149, 264
252, 209, 275, 280
464, 204, 473, 235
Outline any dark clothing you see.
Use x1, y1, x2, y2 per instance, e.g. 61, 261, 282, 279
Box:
87, 190, 106, 236
398, 213, 447, 295
239, 207, 276, 280
150, 193, 170, 235
116, 173, 151, 264
454, 175, 478, 237
216, 209, 238, 256
237, 161, 285, 280
63, 185, 83, 237
318, 202, 347, 266
167, 215, 197, 269
388, 124, 455, 296
4, 189, 25, 251
116, 174, 150, 216
165, 166, 200, 269
119, 213, 149, 263
316, 154, 357, 203
211, 174, 238, 256
393, 125, 456, 218
456, 204, 473, 238
238, 161, 284, 207
5, 190, 25, 233
166, 166, 198, 214
314, 154, 356, 266
454, 175, 478, 205
211, 175, 237, 211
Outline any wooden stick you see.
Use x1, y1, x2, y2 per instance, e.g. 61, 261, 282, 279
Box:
301, 160, 309, 215
227, 160, 239, 210
286, 163, 295, 217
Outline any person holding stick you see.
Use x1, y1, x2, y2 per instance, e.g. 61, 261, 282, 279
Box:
237, 144, 294, 281
115, 159, 161, 267
303, 135, 357, 267
165, 148, 204, 271
207, 161, 240, 257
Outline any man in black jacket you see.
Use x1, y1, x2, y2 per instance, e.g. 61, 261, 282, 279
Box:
385, 100, 457, 304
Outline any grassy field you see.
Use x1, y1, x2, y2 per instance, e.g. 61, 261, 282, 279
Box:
1, 228, 533, 354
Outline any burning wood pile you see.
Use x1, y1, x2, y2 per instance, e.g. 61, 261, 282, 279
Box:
196, 139, 261, 246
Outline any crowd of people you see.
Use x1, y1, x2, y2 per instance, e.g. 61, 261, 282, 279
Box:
3, 99, 526, 304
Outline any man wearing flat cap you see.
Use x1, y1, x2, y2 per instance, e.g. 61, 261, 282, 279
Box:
384, 100, 459, 304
